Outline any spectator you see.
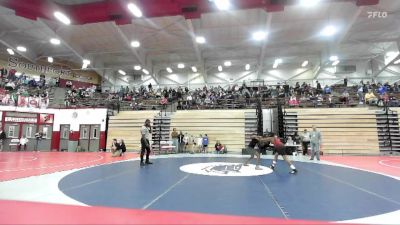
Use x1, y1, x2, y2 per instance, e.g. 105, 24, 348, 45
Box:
323, 85, 331, 95
316, 81, 322, 94
310, 125, 322, 161
171, 128, 179, 153
18, 135, 29, 151
111, 140, 122, 157
301, 129, 310, 156
288, 96, 299, 107
215, 140, 225, 154
339, 89, 349, 104
202, 134, 209, 153
183, 132, 189, 152
177, 131, 185, 153
120, 139, 126, 156
0, 128, 6, 151
357, 86, 364, 104
196, 134, 203, 153
365, 90, 378, 105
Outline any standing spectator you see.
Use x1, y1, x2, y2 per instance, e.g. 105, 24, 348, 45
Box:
171, 128, 179, 153
177, 131, 185, 153
197, 134, 203, 153
301, 129, 310, 155
357, 86, 364, 104
120, 139, 127, 156
19, 135, 29, 151
140, 119, 152, 165
202, 134, 209, 153
0, 128, 6, 151
183, 133, 189, 152
310, 126, 322, 161
316, 81, 322, 94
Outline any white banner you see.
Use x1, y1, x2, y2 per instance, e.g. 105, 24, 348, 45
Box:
4, 117, 37, 123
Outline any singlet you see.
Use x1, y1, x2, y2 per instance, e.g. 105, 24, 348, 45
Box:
273, 137, 284, 149
248, 138, 259, 148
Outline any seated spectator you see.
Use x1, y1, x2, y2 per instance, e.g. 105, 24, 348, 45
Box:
288, 96, 299, 107
365, 90, 378, 105
111, 139, 123, 157
378, 85, 387, 96
323, 85, 332, 95
160, 96, 168, 105
215, 140, 225, 154
292, 132, 301, 144
18, 135, 29, 151
378, 92, 389, 107
5, 81, 16, 91
339, 90, 349, 104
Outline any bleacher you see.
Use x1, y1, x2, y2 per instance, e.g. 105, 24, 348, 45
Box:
107, 111, 159, 150
169, 110, 254, 153
284, 108, 380, 155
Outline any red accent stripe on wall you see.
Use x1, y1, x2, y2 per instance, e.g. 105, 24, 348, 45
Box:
51, 131, 60, 151
100, 131, 106, 150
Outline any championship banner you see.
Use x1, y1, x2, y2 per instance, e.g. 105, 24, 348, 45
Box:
0, 88, 6, 100
28, 97, 39, 108
17, 96, 28, 107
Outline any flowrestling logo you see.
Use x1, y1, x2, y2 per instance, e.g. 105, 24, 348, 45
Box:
179, 162, 272, 177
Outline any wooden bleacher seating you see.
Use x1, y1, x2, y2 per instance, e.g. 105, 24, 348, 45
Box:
285, 108, 379, 155
169, 110, 252, 153
107, 111, 159, 151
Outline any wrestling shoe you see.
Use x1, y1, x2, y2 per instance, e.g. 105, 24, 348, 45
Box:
269, 165, 275, 170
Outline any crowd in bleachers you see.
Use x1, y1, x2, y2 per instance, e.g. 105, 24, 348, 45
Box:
0, 68, 55, 108
99, 79, 400, 110
2, 66, 400, 110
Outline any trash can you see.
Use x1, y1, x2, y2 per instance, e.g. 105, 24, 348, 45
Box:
68, 141, 78, 152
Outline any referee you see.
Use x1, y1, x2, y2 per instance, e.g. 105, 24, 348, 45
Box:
140, 119, 153, 166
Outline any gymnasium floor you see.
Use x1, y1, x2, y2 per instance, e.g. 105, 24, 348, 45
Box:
0, 152, 399, 224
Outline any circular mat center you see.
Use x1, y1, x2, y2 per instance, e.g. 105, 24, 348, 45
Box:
180, 162, 273, 176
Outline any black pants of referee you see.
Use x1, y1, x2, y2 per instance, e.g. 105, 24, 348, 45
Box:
140, 138, 151, 163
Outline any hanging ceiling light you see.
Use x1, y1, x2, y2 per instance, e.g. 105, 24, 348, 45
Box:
54, 11, 71, 25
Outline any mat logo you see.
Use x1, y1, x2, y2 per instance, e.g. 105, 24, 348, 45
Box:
202, 164, 243, 175
180, 162, 272, 177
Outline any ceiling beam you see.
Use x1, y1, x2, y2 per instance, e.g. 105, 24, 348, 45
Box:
110, 22, 158, 84
0, 33, 37, 63
257, 13, 273, 79
384, 67, 400, 76
285, 68, 312, 81
373, 55, 400, 78
208, 74, 230, 83
186, 19, 206, 83
234, 71, 256, 83
312, 64, 323, 79
36, 19, 115, 85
